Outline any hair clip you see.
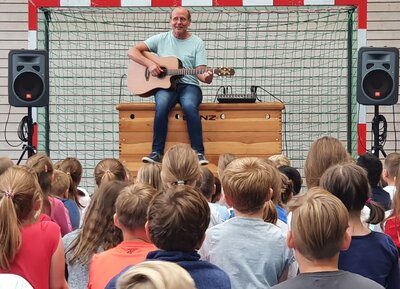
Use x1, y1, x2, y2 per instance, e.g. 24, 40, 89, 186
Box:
4, 191, 14, 199
365, 197, 372, 205
176, 180, 186, 185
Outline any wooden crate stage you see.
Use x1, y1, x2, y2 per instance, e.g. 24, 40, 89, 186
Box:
117, 102, 285, 175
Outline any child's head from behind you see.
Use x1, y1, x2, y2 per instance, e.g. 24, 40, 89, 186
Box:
320, 162, 385, 224
136, 162, 162, 191
320, 162, 369, 212
52, 169, 70, 198
0, 166, 41, 270
116, 183, 157, 232
289, 187, 349, 261
116, 261, 196, 289
217, 153, 236, 179
278, 165, 302, 196
356, 152, 383, 186
94, 158, 127, 187
147, 185, 210, 251
0, 157, 14, 176
25, 153, 54, 194
196, 166, 215, 201
55, 157, 83, 188
304, 136, 349, 189
268, 154, 290, 168
383, 152, 400, 181
222, 157, 274, 213
161, 144, 200, 188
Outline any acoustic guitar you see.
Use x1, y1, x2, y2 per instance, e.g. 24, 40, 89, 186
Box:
128, 51, 235, 97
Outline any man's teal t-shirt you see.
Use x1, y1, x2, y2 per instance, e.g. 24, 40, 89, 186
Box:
144, 31, 207, 87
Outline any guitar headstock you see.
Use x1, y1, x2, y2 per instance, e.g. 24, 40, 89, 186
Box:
215, 67, 235, 77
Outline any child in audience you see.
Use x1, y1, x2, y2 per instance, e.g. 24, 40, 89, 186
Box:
94, 158, 127, 187
116, 261, 196, 289
55, 157, 91, 214
0, 166, 68, 289
278, 165, 302, 196
25, 153, 72, 236
268, 154, 290, 167
272, 187, 384, 289
52, 169, 80, 230
88, 183, 157, 289
0, 156, 13, 175
216, 153, 237, 214
357, 152, 391, 210
217, 153, 236, 179
63, 180, 126, 289
385, 173, 400, 251
161, 144, 201, 188
106, 185, 231, 289
135, 162, 163, 191
196, 167, 229, 227
382, 152, 400, 201
79, 158, 128, 223
320, 162, 399, 289
304, 136, 350, 189
199, 157, 293, 289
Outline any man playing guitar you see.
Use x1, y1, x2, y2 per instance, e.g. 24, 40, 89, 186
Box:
128, 7, 213, 165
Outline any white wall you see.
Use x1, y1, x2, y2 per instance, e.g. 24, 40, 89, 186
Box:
366, 0, 400, 154
0, 0, 28, 161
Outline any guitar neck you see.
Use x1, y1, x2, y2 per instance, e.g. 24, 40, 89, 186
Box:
166, 68, 215, 76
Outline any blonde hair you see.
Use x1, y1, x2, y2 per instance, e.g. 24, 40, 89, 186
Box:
161, 144, 200, 188
0, 166, 41, 270
0, 157, 14, 176
217, 153, 236, 179
268, 154, 290, 168
304, 136, 350, 189
136, 163, 162, 191
94, 158, 127, 186
384, 152, 400, 179
116, 261, 196, 289
25, 153, 54, 215
222, 157, 275, 213
289, 187, 349, 260
116, 183, 157, 231
51, 169, 70, 198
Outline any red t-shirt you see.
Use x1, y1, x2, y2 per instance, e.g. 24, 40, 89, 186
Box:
0, 221, 61, 289
88, 240, 156, 289
385, 216, 400, 249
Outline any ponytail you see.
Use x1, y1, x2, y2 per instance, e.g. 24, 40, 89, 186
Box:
366, 200, 385, 225
0, 191, 21, 270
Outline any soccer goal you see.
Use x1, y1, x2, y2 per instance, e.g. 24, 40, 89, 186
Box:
29, 0, 366, 191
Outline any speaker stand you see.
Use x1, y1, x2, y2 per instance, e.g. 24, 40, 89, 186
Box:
371, 105, 387, 158
17, 107, 36, 165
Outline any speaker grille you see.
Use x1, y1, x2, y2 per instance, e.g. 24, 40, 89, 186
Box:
362, 70, 393, 100
13, 72, 44, 102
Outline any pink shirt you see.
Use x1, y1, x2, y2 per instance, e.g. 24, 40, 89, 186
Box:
49, 196, 72, 236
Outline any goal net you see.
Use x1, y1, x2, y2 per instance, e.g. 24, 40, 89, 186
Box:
35, 6, 359, 191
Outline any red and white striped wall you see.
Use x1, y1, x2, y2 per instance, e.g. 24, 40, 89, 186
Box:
27, 0, 368, 154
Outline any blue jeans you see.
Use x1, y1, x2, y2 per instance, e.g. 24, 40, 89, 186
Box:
152, 84, 204, 154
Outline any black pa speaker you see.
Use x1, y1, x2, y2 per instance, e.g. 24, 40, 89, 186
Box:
357, 47, 399, 106
8, 49, 49, 107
